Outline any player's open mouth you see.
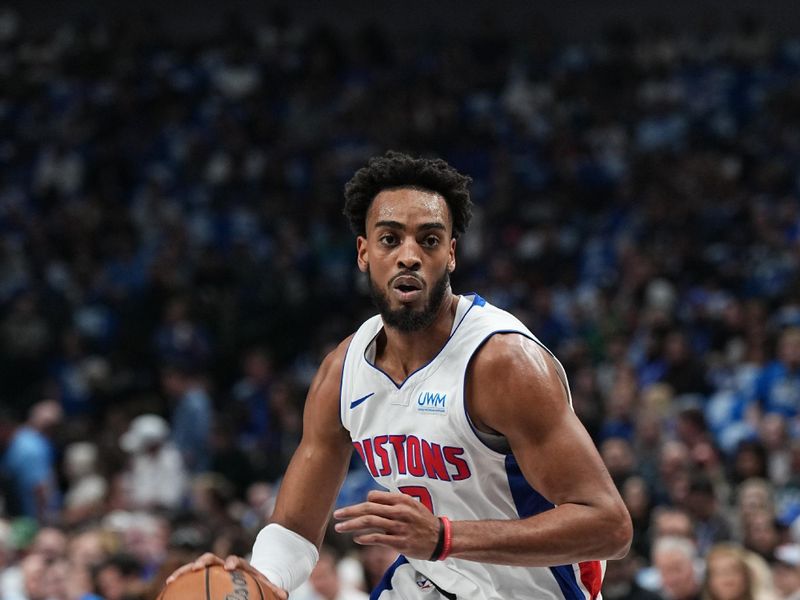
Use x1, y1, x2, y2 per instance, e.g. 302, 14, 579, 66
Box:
392, 276, 423, 302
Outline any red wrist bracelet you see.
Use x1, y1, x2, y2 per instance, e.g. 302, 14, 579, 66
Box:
438, 516, 453, 560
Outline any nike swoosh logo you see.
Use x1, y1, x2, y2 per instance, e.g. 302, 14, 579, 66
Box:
350, 392, 375, 409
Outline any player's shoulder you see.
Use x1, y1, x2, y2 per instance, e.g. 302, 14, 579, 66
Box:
462, 294, 532, 336
304, 335, 357, 427
469, 333, 569, 425
317, 334, 355, 380
470, 332, 554, 383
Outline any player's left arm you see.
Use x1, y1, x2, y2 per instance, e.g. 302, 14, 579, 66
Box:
334, 333, 631, 566
449, 333, 632, 565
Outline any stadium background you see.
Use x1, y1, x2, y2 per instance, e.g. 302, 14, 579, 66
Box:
2, 1, 800, 599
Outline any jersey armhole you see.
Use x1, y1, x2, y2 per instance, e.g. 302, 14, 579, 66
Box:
461, 329, 535, 455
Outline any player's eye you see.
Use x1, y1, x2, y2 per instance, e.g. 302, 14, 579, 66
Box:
423, 236, 440, 247
379, 234, 397, 246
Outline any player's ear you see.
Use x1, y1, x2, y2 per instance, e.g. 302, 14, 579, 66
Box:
357, 236, 369, 272
447, 237, 456, 273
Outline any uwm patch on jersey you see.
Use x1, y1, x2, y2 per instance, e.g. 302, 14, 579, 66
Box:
416, 390, 448, 414
340, 294, 603, 600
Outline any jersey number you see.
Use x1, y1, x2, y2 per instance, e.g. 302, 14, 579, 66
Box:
399, 485, 434, 513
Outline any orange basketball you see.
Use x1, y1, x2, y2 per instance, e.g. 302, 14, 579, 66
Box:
158, 565, 278, 600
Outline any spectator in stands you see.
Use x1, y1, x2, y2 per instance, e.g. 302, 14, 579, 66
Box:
29, 526, 67, 562
119, 414, 188, 510
703, 543, 776, 600
602, 437, 639, 488
685, 474, 733, 556
661, 331, 711, 397
604, 552, 664, 600
161, 362, 213, 473
68, 528, 110, 573
208, 419, 256, 498
0, 293, 51, 407
651, 507, 695, 543
358, 545, 398, 592
743, 509, 781, 561
0, 519, 20, 600
760, 414, 792, 487
675, 408, 713, 457
771, 545, 800, 600
623, 476, 656, 559
8, 553, 49, 600
737, 479, 777, 538
293, 545, 369, 600
154, 297, 212, 370
752, 329, 800, 418
653, 536, 702, 600
654, 441, 692, 505
62, 441, 108, 525
43, 556, 104, 600
0, 401, 62, 521
93, 554, 144, 600
239, 482, 276, 534
733, 443, 770, 486
231, 347, 275, 450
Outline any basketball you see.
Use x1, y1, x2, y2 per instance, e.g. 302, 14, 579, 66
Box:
158, 565, 277, 600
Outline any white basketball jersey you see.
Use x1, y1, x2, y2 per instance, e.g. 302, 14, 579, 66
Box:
340, 294, 603, 600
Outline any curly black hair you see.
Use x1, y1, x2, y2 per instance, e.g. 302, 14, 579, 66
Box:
343, 151, 473, 239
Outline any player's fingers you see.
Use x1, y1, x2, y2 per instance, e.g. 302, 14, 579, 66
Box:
353, 532, 399, 547
165, 553, 223, 584
194, 553, 225, 571
335, 514, 399, 534
367, 490, 412, 505
223, 555, 244, 570
334, 500, 406, 521
165, 565, 192, 585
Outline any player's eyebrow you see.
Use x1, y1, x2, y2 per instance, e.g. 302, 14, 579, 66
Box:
374, 220, 405, 230
417, 222, 447, 232
373, 220, 447, 232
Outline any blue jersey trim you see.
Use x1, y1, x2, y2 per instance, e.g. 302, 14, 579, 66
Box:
505, 454, 586, 600
505, 454, 556, 514
470, 293, 486, 307
364, 293, 486, 390
370, 554, 409, 599
461, 330, 536, 453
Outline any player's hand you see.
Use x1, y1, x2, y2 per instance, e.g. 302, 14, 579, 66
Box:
165, 553, 288, 600
333, 490, 441, 560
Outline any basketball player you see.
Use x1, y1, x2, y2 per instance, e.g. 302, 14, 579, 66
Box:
168, 152, 632, 599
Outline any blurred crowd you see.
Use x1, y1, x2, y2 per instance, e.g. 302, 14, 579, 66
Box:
2, 4, 800, 600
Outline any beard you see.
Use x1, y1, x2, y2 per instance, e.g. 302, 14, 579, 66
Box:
368, 268, 450, 333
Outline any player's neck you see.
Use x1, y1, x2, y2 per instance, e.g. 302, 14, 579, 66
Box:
378, 293, 460, 379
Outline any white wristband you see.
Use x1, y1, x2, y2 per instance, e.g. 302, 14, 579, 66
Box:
249, 523, 319, 592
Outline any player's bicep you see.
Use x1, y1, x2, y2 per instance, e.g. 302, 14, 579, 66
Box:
509, 400, 612, 508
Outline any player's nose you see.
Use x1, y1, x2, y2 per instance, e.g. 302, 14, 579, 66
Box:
396, 238, 422, 270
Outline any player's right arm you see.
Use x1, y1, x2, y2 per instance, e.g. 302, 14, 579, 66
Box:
165, 337, 354, 597
267, 336, 354, 544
